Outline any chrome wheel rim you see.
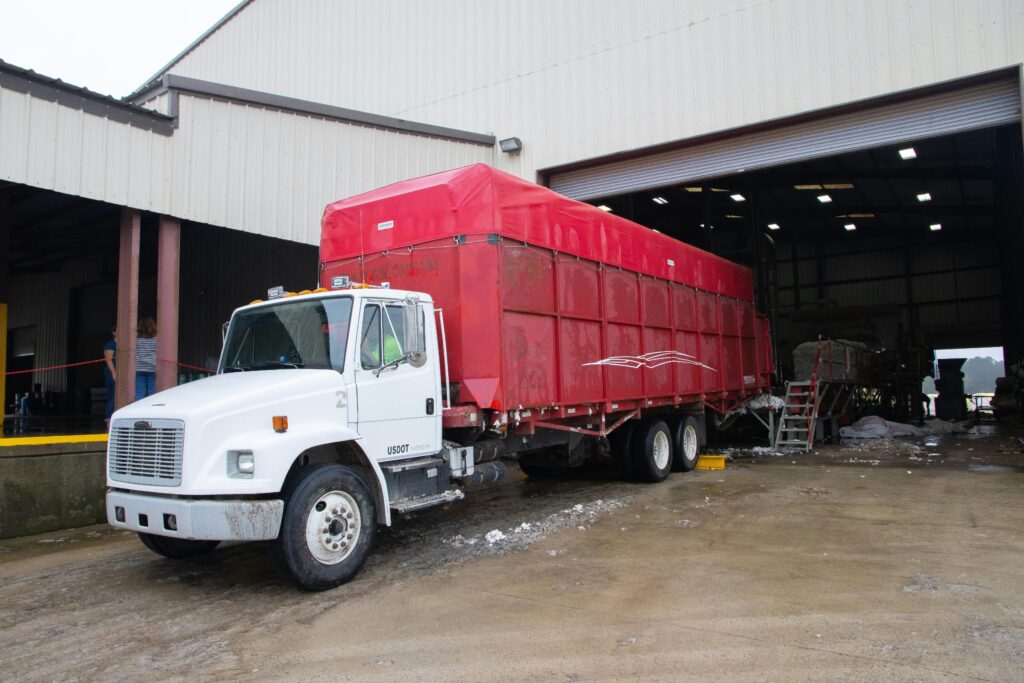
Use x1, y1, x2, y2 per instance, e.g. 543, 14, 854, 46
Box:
653, 430, 671, 470
305, 490, 360, 565
683, 424, 698, 462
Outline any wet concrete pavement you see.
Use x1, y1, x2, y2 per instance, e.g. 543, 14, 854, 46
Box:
2, 426, 1023, 681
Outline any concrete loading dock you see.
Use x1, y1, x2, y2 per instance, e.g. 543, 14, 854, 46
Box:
2, 428, 1022, 680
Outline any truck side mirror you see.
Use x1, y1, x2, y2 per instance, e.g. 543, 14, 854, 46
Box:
404, 302, 426, 366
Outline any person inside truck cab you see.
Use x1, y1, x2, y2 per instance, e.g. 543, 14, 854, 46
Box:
359, 304, 404, 369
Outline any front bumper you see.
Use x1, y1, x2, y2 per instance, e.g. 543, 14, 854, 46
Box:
106, 490, 284, 541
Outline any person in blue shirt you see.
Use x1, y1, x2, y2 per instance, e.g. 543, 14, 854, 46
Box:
103, 328, 116, 423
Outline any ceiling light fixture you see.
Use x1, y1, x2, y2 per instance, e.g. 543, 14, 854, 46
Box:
730, 193, 746, 202
930, 223, 942, 231
684, 186, 703, 193
652, 196, 668, 205
598, 205, 613, 212
795, 184, 823, 190
817, 194, 832, 203
917, 192, 932, 202
899, 147, 917, 160
823, 183, 855, 190
725, 214, 743, 219
767, 223, 780, 231
844, 223, 856, 231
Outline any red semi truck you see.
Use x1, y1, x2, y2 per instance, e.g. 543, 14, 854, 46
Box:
106, 163, 774, 590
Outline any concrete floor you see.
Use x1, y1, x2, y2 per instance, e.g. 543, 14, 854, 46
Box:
1, 425, 1023, 682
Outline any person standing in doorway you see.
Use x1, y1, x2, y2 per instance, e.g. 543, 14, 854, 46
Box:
135, 318, 158, 400
103, 328, 116, 423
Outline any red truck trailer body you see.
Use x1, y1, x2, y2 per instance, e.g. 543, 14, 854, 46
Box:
320, 164, 773, 422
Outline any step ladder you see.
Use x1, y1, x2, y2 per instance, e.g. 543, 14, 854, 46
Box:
774, 380, 820, 451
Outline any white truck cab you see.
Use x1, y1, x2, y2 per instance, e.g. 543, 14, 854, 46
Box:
106, 286, 462, 590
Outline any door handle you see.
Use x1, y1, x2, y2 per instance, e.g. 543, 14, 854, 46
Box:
426, 398, 435, 415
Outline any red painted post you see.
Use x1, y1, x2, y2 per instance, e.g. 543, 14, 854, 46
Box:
156, 216, 180, 391
115, 208, 140, 409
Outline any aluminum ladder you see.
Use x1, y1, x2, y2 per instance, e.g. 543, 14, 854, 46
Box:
774, 380, 819, 451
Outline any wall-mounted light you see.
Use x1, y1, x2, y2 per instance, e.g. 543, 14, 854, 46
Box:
929, 223, 942, 231
817, 194, 832, 204
844, 223, 856, 231
597, 205, 613, 212
652, 196, 668, 205
767, 223, 780, 231
899, 147, 917, 160
730, 193, 746, 202
499, 137, 523, 153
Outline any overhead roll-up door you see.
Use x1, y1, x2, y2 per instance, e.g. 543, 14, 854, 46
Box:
548, 75, 1021, 201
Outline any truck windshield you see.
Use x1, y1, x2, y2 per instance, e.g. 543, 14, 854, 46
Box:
220, 297, 353, 372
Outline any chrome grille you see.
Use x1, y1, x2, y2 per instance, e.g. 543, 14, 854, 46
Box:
108, 418, 184, 486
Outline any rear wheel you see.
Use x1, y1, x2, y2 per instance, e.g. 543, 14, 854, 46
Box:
631, 419, 673, 482
671, 416, 700, 472
609, 420, 639, 480
137, 533, 219, 559
271, 464, 376, 591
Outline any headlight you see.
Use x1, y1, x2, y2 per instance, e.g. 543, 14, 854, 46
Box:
228, 450, 255, 478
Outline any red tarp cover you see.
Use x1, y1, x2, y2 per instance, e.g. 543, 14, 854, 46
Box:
321, 164, 753, 301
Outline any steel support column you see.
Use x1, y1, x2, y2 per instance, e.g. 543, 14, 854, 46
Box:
156, 216, 180, 391
115, 208, 140, 408
0, 192, 9, 416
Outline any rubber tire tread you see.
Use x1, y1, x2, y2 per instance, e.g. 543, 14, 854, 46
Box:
270, 463, 377, 591
609, 420, 639, 480
518, 459, 572, 478
137, 533, 220, 559
671, 416, 700, 472
631, 418, 673, 483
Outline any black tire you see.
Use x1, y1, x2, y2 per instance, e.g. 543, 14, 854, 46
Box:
137, 533, 220, 559
609, 420, 639, 480
671, 416, 701, 472
631, 419, 673, 482
518, 459, 571, 478
270, 463, 376, 591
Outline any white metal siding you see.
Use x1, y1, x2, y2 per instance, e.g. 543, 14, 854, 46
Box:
161, 0, 1024, 179
0, 86, 494, 245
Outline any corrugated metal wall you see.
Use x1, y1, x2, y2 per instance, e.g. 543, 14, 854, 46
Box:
0, 86, 494, 246
177, 222, 318, 370
774, 237, 1003, 347
7, 253, 112, 392
162, 0, 1024, 178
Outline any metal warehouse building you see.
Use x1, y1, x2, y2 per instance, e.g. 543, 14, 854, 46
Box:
0, 0, 1022, 430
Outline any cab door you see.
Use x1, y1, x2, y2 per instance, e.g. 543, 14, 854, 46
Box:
354, 300, 441, 462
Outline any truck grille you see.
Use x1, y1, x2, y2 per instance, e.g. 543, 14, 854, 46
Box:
108, 418, 185, 486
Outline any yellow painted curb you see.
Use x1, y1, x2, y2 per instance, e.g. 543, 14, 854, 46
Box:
0, 434, 108, 447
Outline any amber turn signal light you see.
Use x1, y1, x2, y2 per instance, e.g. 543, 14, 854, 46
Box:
272, 416, 288, 432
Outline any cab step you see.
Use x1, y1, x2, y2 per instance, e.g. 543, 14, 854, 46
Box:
391, 489, 465, 514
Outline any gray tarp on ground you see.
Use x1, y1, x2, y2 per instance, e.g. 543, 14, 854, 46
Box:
840, 416, 923, 439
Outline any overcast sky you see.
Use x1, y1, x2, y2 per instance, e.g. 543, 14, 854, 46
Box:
0, 0, 241, 98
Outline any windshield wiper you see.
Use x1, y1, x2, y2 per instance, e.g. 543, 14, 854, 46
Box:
223, 364, 249, 373
374, 353, 411, 377
252, 360, 305, 370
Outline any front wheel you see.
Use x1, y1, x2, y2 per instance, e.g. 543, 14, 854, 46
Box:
138, 533, 220, 559
271, 464, 376, 591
